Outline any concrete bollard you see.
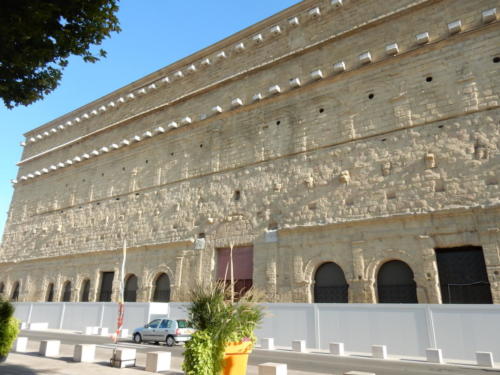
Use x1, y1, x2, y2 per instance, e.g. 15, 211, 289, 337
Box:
261, 338, 275, 350
73, 344, 96, 363
329, 342, 345, 356
292, 340, 306, 353
372, 345, 387, 359
258, 362, 287, 375
344, 372, 376, 375
111, 348, 136, 368
146, 351, 171, 372
13, 337, 28, 353
476, 352, 494, 368
84, 327, 94, 335
98, 327, 109, 336
39, 340, 60, 357
426, 348, 444, 364
119, 328, 129, 338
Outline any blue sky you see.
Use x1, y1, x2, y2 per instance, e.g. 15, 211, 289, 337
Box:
0, 1, 299, 237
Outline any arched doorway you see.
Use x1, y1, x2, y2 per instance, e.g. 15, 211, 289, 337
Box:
314, 262, 348, 303
152, 273, 170, 302
11, 281, 20, 301
377, 260, 418, 303
80, 279, 90, 302
46, 283, 55, 302
61, 281, 72, 302
124, 275, 138, 302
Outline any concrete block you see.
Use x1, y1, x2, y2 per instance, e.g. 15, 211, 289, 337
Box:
234, 42, 245, 53
385, 43, 399, 55
447, 20, 462, 34
73, 344, 96, 363
14, 337, 28, 352
98, 327, 109, 336
416, 32, 430, 44
310, 69, 324, 80
292, 340, 306, 352
372, 345, 387, 359
308, 7, 321, 18
200, 58, 211, 67
269, 85, 281, 95
253, 34, 264, 44
289, 78, 301, 88
270, 25, 282, 36
146, 351, 171, 372
39, 340, 60, 357
331, 0, 343, 7
288, 17, 300, 26
329, 342, 344, 356
259, 362, 287, 375
476, 352, 494, 368
359, 52, 372, 64
91, 326, 99, 335
482, 8, 497, 23
344, 372, 375, 375
426, 348, 444, 364
29, 322, 48, 330
261, 338, 275, 350
111, 348, 136, 368
84, 326, 94, 335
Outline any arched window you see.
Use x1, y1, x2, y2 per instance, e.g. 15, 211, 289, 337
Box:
61, 281, 72, 302
46, 283, 54, 302
11, 281, 20, 301
377, 260, 418, 303
314, 262, 349, 303
0, 282, 4, 294
124, 274, 138, 302
153, 273, 170, 302
80, 279, 90, 302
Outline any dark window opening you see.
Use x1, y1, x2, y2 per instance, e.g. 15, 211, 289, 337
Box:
276, 120, 281, 125
46, 283, 54, 302
200, 144, 203, 148
435, 246, 492, 304
0, 282, 4, 294
493, 57, 500, 63
198, 233, 205, 239
81, 279, 90, 302
153, 273, 171, 302
11, 282, 20, 301
377, 260, 418, 303
62, 281, 72, 302
319, 108, 325, 113
426, 76, 433, 82
124, 275, 138, 302
145, 160, 148, 164
314, 262, 348, 303
368, 93, 374, 99
99, 272, 114, 302
234, 190, 241, 201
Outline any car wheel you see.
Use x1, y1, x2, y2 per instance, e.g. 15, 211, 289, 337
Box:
166, 335, 175, 347
133, 333, 142, 344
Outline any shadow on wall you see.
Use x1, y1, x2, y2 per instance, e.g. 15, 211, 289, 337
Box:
0, 363, 38, 374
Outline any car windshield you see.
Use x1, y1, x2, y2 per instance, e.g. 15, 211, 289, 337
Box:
177, 320, 191, 328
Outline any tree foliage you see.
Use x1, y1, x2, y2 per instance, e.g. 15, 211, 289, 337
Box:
0, 0, 121, 109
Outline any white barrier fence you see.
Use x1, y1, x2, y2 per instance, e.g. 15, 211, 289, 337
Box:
15, 302, 500, 362
13, 302, 168, 335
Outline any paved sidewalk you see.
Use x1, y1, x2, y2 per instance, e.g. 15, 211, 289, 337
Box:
1, 341, 329, 375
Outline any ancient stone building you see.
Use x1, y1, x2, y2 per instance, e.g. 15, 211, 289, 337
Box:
1, 0, 499, 304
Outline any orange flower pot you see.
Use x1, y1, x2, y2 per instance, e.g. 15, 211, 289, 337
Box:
221, 341, 253, 375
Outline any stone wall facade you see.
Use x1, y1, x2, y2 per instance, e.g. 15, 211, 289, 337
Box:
1, 0, 499, 304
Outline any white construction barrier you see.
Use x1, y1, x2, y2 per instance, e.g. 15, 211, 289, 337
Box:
73, 344, 96, 363
13, 337, 28, 352
39, 340, 60, 357
29, 322, 49, 330
111, 348, 136, 368
98, 327, 109, 336
258, 362, 287, 375
372, 345, 387, 359
426, 348, 444, 364
329, 342, 345, 356
292, 340, 306, 353
84, 327, 93, 335
91, 326, 99, 335
476, 352, 494, 368
145, 351, 171, 372
261, 338, 275, 350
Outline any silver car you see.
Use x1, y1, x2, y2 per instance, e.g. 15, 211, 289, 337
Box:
132, 318, 194, 346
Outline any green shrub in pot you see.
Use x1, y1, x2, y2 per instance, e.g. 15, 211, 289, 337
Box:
0, 298, 20, 362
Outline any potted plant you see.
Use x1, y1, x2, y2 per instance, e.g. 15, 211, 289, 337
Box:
0, 298, 20, 362
182, 282, 264, 375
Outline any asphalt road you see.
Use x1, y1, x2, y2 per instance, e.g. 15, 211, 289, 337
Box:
20, 330, 500, 375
